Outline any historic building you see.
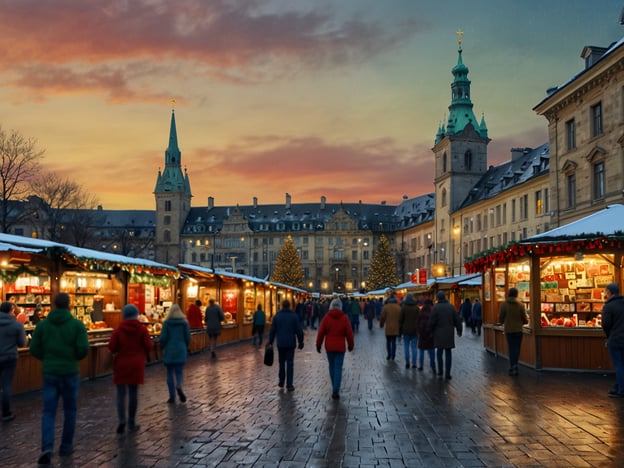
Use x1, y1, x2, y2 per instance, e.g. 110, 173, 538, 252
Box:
533, 38, 624, 225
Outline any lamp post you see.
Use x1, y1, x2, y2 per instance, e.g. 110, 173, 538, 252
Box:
210, 230, 220, 270
358, 239, 368, 292
451, 225, 460, 276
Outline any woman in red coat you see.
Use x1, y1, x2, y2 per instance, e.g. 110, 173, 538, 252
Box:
186, 300, 204, 329
316, 298, 354, 400
108, 304, 153, 434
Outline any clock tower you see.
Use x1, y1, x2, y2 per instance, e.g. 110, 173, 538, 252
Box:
154, 109, 192, 265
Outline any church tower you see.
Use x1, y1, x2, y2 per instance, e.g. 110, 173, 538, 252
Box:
432, 32, 490, 274
154, 109, 192, 265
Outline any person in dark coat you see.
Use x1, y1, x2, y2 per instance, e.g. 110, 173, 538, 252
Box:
472, 299, 483, 336
0, 301, 26, 422
160, 304, 191, 404
108, 304, 153, 434
602, 283, 624, 397
460, 298, 474, 334
204, 299, 224, 358
498, 287, 528, 376
399, 293, 420, 368
316, 298, 354, 399
416, 299, 435, 373
364, 299, 376, 331
252, 304, 267, 346
269, 300, 304, 391
429, 291, 462, 379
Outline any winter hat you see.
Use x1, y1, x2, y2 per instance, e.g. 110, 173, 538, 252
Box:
0, 301, 12, 313
436, 291, 446, 301
122, 304, 139, 320
403, 293, 417, 305
329, 298, 343, 310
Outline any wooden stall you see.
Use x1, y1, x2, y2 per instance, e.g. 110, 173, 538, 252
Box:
466, 205, 623, 371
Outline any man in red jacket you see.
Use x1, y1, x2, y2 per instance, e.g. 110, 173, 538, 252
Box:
316, 298, 354, 400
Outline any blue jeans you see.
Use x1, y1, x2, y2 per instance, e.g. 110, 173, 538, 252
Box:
403, 335, 418, 366
0, 359, 17, 416
436, 348, 452, 376
41, 373, 80, 454
418, 348, 435, 371
326, 351, 345, 395
386, 335, 397, 359
116, 384, 138, 426
277, 347, 295, 388
166, 364, 185, 399
608, 344, 624, 393
505, 332, 523, 369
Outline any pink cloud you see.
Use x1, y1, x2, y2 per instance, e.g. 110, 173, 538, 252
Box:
0, 1, 422, 99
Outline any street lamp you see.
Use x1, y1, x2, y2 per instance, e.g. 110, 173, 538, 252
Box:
452, 225, 460, 276
210, 230, 220, 270
358, 239, 368, 291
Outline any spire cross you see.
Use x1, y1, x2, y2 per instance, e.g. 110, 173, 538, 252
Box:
456, 29, 463, 50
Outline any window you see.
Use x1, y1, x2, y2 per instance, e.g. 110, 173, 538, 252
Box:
565, 119, 576, 150
163, 230, 171, 242
567, 174, 576, 209
164, 215, 171, 225
591, 102, 603, 137
535, 191, 543, 215
495, 205, 501, 226
164, 200, 172, 212
464, 150, 472, 170
593, 161, 605, 200
520, 194, 528, 220
511, 199, 516, 223
442, 152, 447, 173
544, 188, 549, 214
441, 188, 447, 207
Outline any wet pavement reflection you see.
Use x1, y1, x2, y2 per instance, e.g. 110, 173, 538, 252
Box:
1, 324, 623, 467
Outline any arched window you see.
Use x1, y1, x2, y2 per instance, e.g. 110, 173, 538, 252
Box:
464, 150, 472, 170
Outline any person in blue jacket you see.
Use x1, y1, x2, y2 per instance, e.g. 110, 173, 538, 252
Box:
160, 304, 191, 404
269, 300, 304, 391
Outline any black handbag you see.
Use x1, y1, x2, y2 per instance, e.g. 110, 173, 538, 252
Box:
264, 344, 274, 366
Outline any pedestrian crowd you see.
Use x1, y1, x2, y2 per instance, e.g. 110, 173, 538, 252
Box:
2, 285, 623, 465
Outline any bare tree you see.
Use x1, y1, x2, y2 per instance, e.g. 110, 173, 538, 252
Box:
30, 171, 99, 243
0, 126, 45, 232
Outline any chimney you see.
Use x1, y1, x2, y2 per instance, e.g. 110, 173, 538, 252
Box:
403, 195, 408, 200
253, 197, 258, 209
320, 196, 326, 210
208, 197, 214, 209
285, 193, 291, 209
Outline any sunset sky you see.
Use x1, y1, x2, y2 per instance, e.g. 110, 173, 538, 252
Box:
1, 1, 622, 210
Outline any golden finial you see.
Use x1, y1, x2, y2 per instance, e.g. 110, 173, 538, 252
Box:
170, 97, 176, 111
456, 29, 463, 50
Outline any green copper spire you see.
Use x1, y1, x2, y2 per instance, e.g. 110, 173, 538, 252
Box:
154, 110, 192, 196
435, 34, 487, 142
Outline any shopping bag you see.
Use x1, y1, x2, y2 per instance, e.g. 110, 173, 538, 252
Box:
264, 344, 274, 366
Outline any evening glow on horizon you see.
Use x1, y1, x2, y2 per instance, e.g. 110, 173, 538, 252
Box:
0, 1, 622, 210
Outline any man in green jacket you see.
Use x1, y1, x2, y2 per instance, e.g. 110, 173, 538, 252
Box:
30, 292, 89, 465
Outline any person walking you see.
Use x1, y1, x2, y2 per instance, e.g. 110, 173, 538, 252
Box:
429, 290, 462, 380
380, 294, 401, 360
108, 304, 153, 434
252, 304, 267, 347
268, 300, 304, 391
316, 298, 354, 400
349, 297, 360, 332
460, 298, 474, 334
29, 293, 89, 465
399, 293, 420, 369
416, 298, 436, 373
0, 301, 26, 422
204, 299, 224, 358
364, 298, 376, 331
160, 304, 191, 404
186, 300, 204, 329
498, 287, 528, 376
472, 298, 483, 336
602, 283, 624, 397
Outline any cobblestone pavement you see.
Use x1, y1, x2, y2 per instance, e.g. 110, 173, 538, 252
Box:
1, 324, 624, 467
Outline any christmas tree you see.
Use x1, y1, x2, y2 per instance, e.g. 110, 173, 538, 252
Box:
366, 234, 400, 290
270, 235, 305, 288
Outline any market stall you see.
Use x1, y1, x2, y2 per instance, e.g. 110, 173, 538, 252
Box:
465, 204, 624, 371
